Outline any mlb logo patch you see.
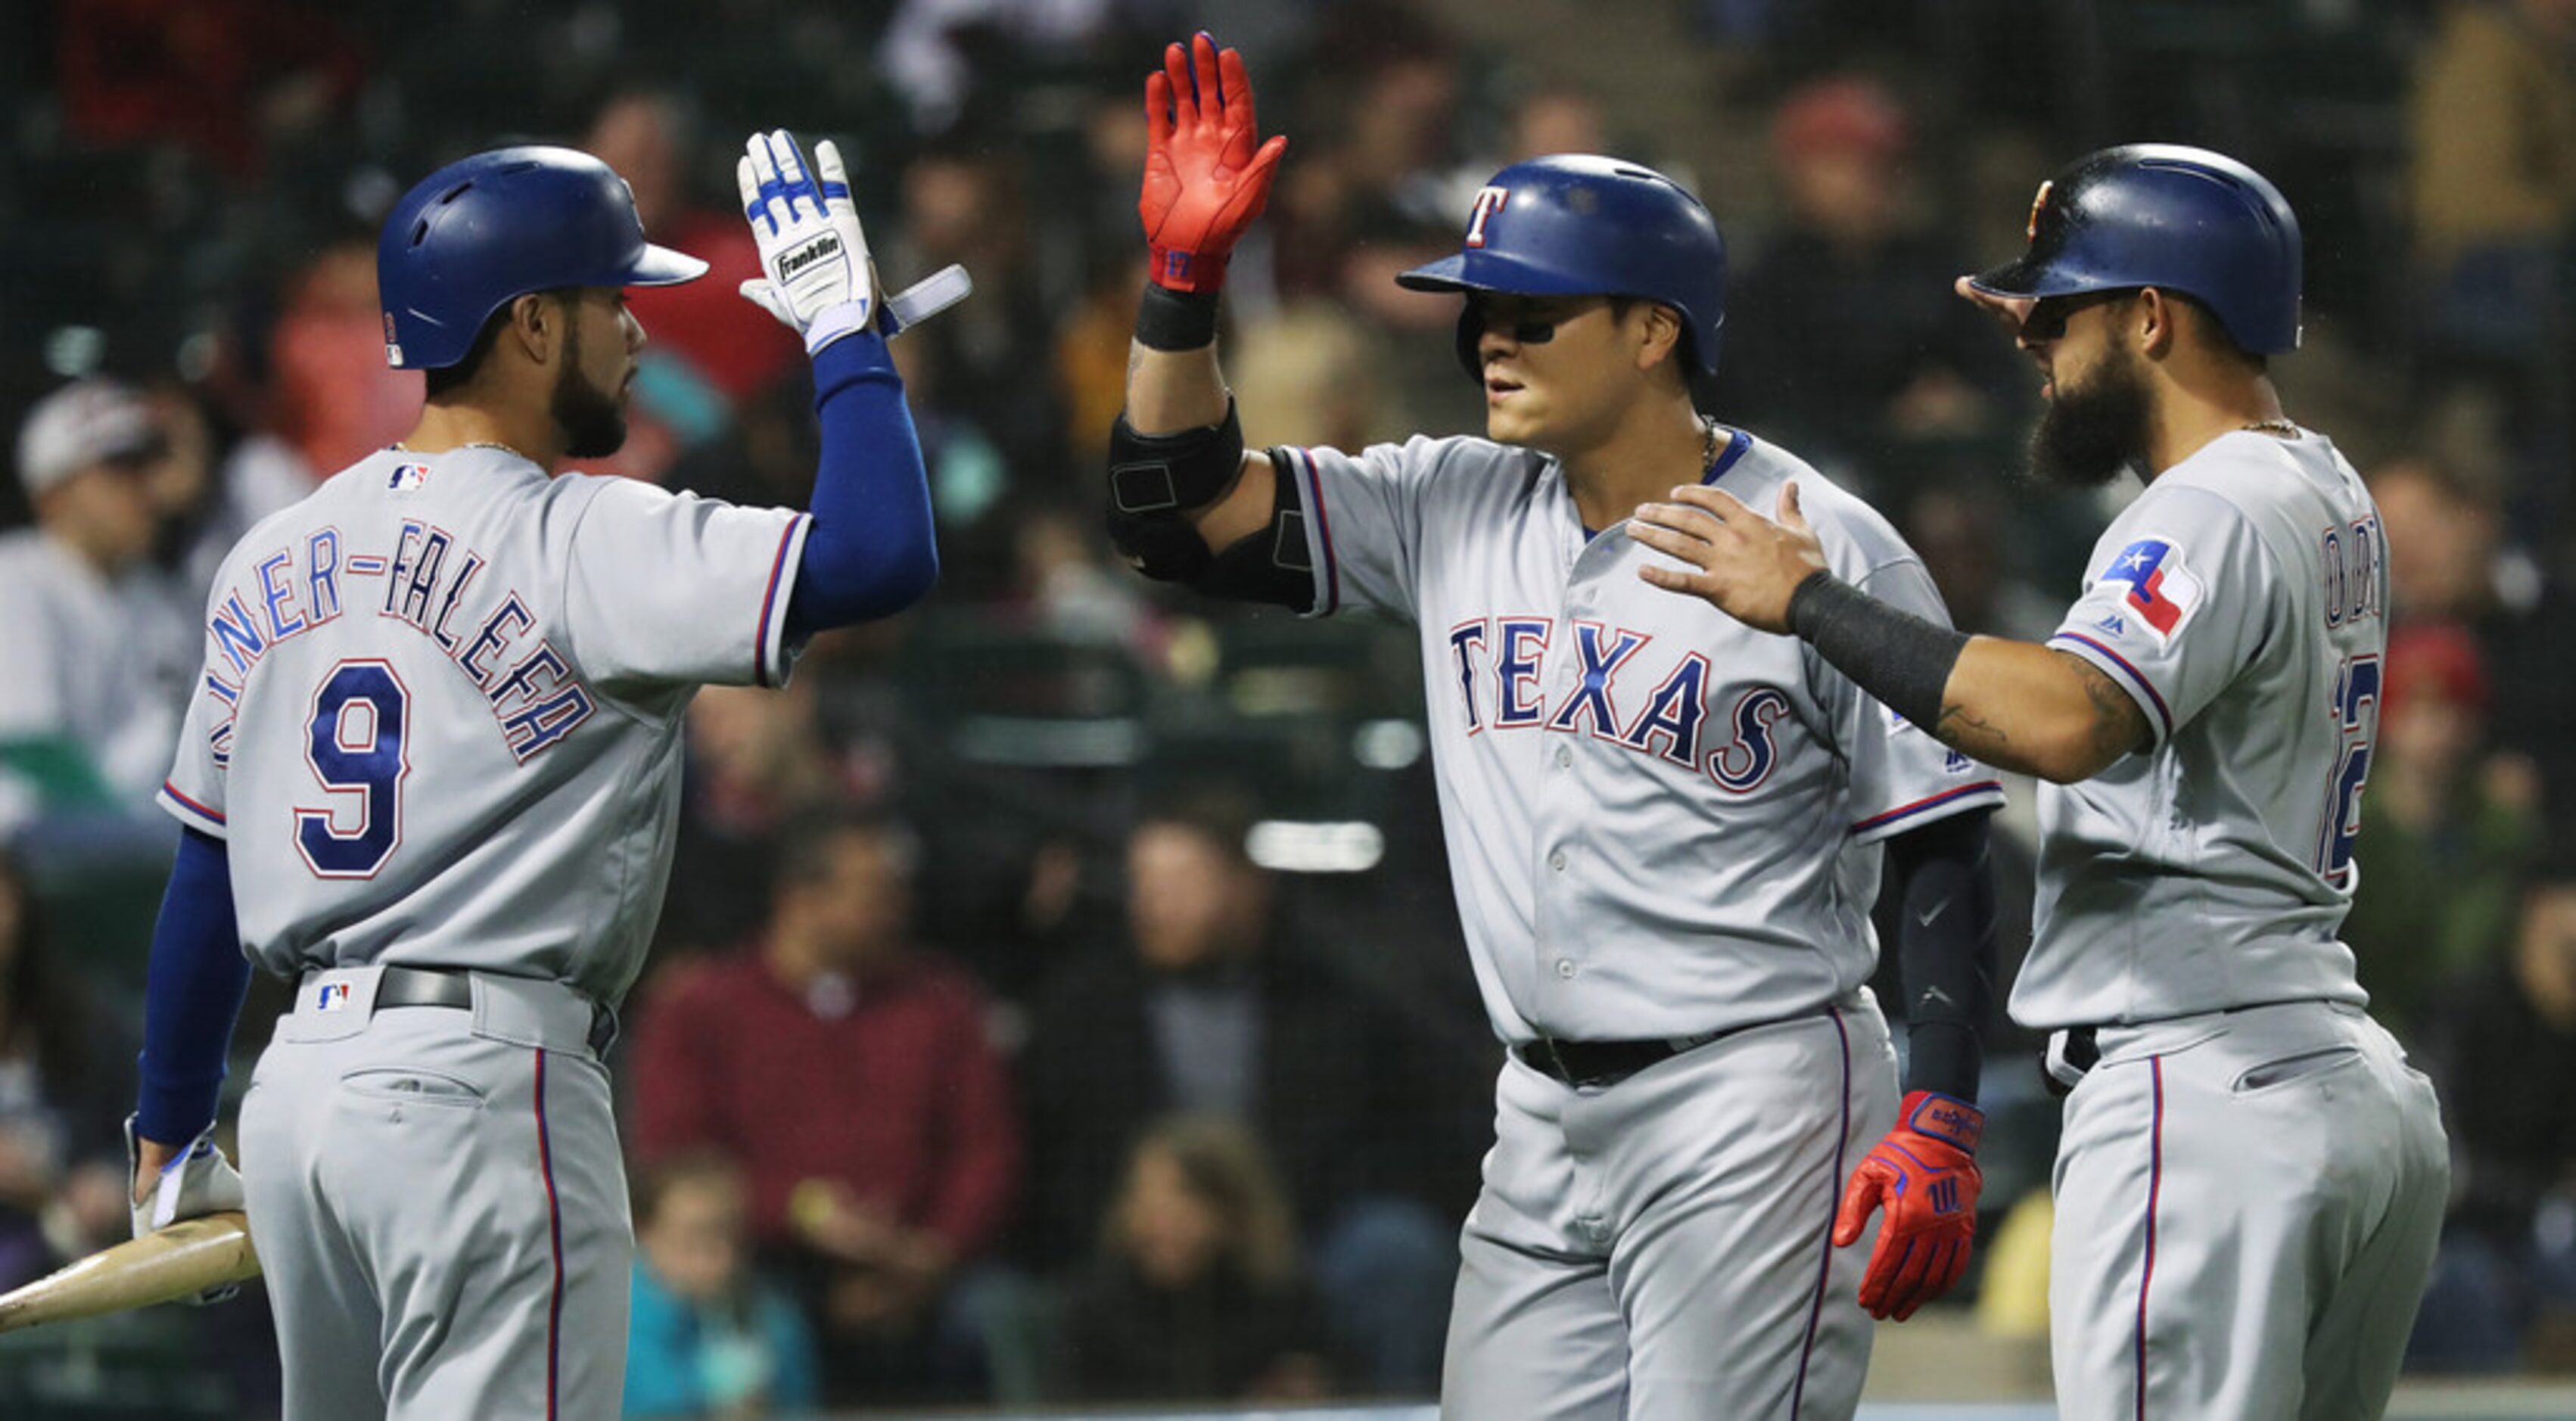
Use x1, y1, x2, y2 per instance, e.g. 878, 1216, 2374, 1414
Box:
2099, 536, 2203, 643
315, 981, 353, 1012
389, 463, 431, 492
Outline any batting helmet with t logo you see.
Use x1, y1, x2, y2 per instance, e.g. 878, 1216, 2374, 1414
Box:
1970, 144, 2304, 356
1397, 154, 1729, 381
377, 146, 708, 370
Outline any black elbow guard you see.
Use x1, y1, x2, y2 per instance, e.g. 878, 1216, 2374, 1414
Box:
1106, 400, 1248, 583
1197, 452, 1316, 611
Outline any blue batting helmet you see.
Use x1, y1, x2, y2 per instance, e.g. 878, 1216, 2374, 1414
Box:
1398, 154, 1728, 380
377, 145, 708, 370
1970, 143, 2303, 355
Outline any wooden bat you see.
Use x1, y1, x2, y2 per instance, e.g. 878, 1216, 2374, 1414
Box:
0, 1211, 262, 1334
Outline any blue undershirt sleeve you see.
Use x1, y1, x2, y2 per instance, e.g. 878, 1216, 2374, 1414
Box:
784, 329, 938, 637
135, 827, 253, 1145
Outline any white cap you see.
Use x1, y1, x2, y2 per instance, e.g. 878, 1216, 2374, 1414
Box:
16, 379, 160, 496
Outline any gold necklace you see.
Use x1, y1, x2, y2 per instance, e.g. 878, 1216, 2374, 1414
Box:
2242, 418, 2299, 439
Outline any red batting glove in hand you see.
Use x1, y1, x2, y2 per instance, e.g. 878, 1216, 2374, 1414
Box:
1140, 32, 1287, 293
1832, 1090, 1983, 1321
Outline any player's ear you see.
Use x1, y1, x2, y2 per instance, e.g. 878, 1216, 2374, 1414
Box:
1635, 302, 1683, 376
501, 291, 563, 367
2133, 288, 2177, 360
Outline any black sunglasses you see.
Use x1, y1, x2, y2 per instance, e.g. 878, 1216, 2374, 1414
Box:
1467, 294, 1612, 345
2021, 288, 2136, 340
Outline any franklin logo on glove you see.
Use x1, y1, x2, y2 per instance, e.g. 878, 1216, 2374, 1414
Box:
776, 233, 842, 281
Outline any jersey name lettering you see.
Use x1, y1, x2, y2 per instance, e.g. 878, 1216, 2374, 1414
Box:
1448, 614, 1787, 791
194, 523, 596, 770
2319, 515, 2384, 631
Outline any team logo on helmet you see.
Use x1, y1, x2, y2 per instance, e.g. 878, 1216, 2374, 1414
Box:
2025, 179, 2054, 242
1465, 186, 1510, 247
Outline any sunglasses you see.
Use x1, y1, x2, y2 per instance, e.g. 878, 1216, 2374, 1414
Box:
1467, 294, 1611, 346
2021, 288, 2135, 340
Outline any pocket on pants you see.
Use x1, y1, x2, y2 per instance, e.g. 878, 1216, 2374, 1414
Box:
338, 1068, 487, 1109
2230, 1044, 2363, 1094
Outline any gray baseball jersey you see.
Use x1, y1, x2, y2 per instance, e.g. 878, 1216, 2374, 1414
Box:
157, 445, 809, 1006
2012, 429, 2386, 1029
1285, 425, 1996, 1420
2018, 428, 2447, 1420
1285, 428, 2004, 1045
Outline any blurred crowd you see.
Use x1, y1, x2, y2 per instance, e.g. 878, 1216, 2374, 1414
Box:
5, 0, 2576, 1414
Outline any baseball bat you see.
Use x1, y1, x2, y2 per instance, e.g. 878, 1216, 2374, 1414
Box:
0, 1211, 261, 1334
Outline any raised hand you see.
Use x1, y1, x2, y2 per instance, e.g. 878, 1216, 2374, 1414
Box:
1140, 32, 1287, 293
738, 129, 878, 352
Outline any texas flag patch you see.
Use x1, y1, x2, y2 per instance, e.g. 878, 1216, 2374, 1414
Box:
2098, 536, 2203, 642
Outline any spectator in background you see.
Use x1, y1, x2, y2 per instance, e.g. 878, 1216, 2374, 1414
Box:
655, 682, 885, 962
1895, 477, 2064, 644
0, 379, 199, 828
1006, 499, 1160, 650
1717, 75, 2015, 487
2372, 455, 2515, 627
2370, 455, 2576, 821
1501, 84, 1609, 164
266, 234, 421, 480
1054, 1115, 1336, 1404
1018, 785, 1472, 1394
586, 90, 806, 483
885, 142, 1067, 484
2407, 0, 2576, 556
625, 1152, 823, 1419
628, 811, 1020, 1407
1230, 300, 1402, 454
139, 377, 313, 608
2413, 847, 2576, 1370
57, 0, 365, 179
2347, 623, 2540, 1040
0, 849, 135, 1290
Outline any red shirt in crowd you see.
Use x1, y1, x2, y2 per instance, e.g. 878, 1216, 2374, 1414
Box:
627, 945, 1020, 1262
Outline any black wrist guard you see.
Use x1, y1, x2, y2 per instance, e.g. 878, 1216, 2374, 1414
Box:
1135, 284, 1221, 352
1785, 571, 1970, 731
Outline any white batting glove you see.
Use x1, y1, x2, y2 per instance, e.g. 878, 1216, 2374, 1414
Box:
124, 1115, 246, 1305
737, 129, 877, 353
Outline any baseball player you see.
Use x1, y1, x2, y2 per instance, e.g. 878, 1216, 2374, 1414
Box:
1638, 145, 2450, 1419
1111, 35, 2007, 1418
122, 132, 938, 1419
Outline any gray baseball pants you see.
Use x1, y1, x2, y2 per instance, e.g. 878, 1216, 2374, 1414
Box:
1441, 990, 1898, 1420
238, 965, 630, 1420
2046, 999, 2448, 1420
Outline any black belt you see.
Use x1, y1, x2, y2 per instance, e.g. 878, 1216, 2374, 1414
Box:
375, 965, 619, 1056
2041, 1025, 2101, 1096
1514, 1028, 1729, 1090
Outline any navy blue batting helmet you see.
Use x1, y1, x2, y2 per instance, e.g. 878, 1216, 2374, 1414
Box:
1970, 143, 2303, 355
378, 146, 708, 370
1398, 154, 1728, 379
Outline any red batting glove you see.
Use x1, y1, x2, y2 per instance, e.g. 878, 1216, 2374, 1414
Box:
1140, 32, 1287, 293
1831, 1090, 1983, 1321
